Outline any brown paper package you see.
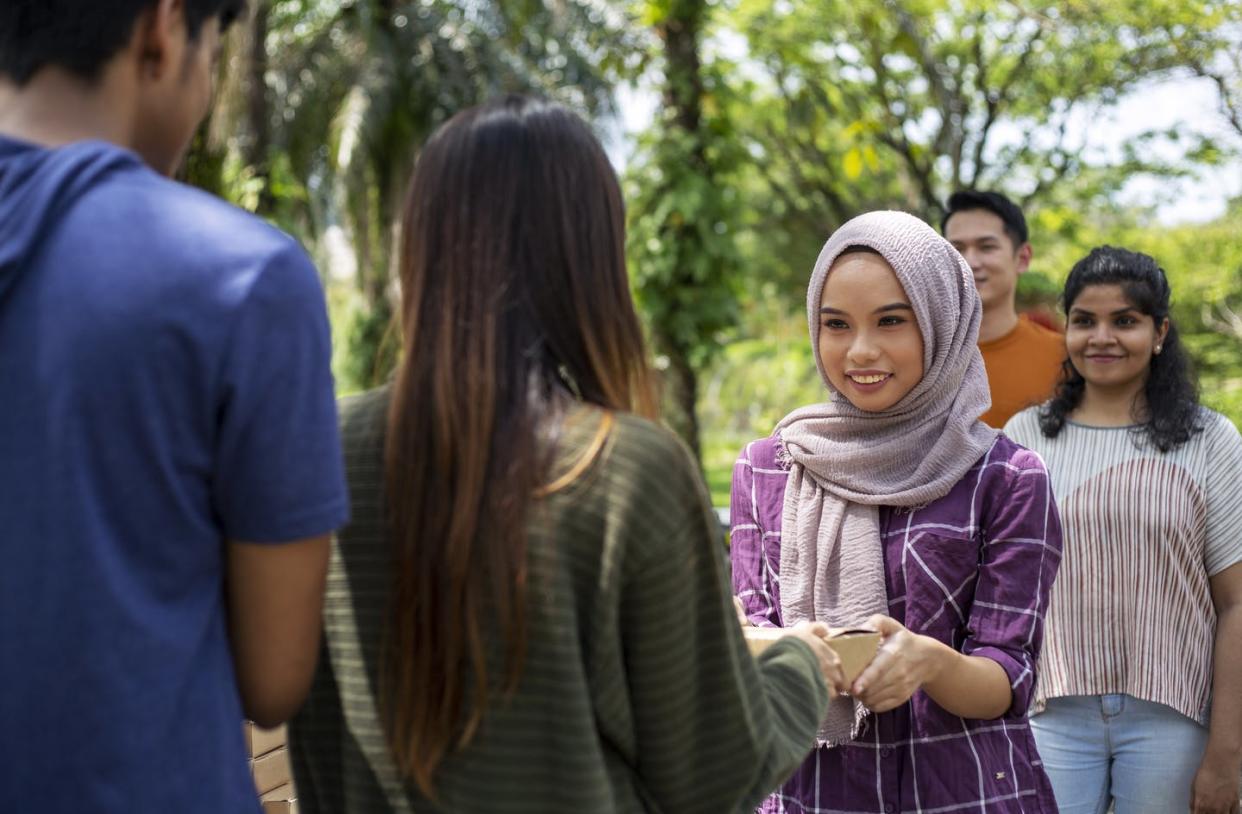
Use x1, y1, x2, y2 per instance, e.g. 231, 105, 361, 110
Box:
743, 627, 882, 684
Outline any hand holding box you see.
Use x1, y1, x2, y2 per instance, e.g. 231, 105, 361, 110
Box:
743, 626, 881, 684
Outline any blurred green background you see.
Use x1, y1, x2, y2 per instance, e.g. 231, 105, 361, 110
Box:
186, 0, 1242, 505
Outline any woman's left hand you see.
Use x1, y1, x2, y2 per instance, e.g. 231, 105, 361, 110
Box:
1191, 751, 1242, 814
851, 615, 946, 713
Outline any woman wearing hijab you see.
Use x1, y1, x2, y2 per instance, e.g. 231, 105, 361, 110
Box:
731, 211, 1064, 812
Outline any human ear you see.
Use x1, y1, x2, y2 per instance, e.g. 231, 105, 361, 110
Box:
1015, 242, 1033, 275
1154, 317, 1170, 352
134, 0, 186, 81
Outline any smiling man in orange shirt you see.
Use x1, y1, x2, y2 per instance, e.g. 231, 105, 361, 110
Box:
942, 190, 1065, 427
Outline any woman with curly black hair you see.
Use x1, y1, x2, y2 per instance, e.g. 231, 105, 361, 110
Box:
1005, 246, 1242, 814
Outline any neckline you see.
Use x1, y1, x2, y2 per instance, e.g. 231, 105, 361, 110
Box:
977, 316, 1024, 349
1065, 418, 1141, 430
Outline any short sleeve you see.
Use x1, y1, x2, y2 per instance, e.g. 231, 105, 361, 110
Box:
1204, 413, 1242, 576
211, 243, 349, 542
964, 448, 1063, 716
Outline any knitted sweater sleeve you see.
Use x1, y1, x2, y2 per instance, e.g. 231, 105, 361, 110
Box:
620, 434, 829, 812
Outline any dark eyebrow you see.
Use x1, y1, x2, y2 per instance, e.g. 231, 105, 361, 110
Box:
1070, 306, 1140, 317
820, 303, 914, 315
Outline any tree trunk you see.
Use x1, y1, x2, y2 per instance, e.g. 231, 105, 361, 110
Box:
659, 337, 702, 462
656, 0, 709, 463
245, 0, 274, 214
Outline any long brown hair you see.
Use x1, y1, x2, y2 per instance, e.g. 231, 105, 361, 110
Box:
382, 95, 657, 795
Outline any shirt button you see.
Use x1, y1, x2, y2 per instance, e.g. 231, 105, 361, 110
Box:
880, 746, 893, 758
884, 804, 895, 813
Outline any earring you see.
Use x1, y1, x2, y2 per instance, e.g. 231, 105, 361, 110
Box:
1154, 344, 1163, 354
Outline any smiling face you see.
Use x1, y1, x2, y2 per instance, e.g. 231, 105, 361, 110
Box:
1066, 283, 1169, 399
818, 251, 925, 412
944, 208, 1030, 316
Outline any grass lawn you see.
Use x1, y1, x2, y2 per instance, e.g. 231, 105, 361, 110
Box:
702, 432, 748, 510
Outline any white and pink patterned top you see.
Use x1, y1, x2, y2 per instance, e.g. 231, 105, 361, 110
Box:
1005, 406, 1242, 724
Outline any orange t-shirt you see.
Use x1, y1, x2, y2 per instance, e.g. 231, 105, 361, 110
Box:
978, 315, 1065, 428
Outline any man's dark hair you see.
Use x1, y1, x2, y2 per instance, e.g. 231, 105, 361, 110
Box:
0, 0, 246, 86
940, 189, 1029, 250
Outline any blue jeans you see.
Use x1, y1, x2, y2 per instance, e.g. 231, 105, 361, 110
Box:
1031, 694, 1208, 814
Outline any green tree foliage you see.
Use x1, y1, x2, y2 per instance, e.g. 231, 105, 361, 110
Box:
280, 0, 636, 390
719, 0, 1239, 296
179, 1, 1242, 488
691, 0, 1242, 498
191, 0, 634, 391
626, 0, 743, 460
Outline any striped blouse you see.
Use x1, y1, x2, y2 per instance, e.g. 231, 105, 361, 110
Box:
1004, 407, 1242, 724
290, 388, 832, 813
731, 433, 1062, 813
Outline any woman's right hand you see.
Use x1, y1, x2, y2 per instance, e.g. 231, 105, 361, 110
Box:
787, 622, 849, 695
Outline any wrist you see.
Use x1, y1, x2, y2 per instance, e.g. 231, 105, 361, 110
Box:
1202, 739, 1242, 770
915, 634, 953, 686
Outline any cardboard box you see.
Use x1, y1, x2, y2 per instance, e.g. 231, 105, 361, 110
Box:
245, 723, 287, 758
261, 783, 298, 814
744, 627, 881, 683
252, 747, 292, 796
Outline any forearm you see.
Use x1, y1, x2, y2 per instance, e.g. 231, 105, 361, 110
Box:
919, 637, 1013, 720
742, 639, 832, 805
227, 536, 331, 726
1203, 604, 1242, 769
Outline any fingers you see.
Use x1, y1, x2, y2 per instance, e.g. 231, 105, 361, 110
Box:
794, 620, 831, 638
867, 613, 903, 636
859, 691, 905, 714
1190, 794, 1239, 814
789, 623, 849, 694
854, 676, 904, 711
852, 639, 895, 696
852, 621, 924, 709
821, 648, 848, 695
803, 636, 839, 688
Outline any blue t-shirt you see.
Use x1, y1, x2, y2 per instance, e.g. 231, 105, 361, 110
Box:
0, 137, 349, 813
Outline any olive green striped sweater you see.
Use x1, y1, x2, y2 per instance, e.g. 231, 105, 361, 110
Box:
289, 387, 829, 813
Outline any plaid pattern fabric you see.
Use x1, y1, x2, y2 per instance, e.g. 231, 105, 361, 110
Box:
731, 434, 1063, 813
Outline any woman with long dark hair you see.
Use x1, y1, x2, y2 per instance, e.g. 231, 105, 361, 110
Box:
288, 95, 847, 813
1005, 246, 1242, 814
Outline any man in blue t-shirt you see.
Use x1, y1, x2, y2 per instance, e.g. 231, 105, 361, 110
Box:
0, 2, 349, 812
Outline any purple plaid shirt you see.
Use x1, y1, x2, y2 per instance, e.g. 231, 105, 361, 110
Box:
731, 434, 1062, 813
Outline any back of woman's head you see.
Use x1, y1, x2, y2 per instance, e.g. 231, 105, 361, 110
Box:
397, 94, 655, 414
1039, 245, 1202, 450
383, 95, 655, 795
